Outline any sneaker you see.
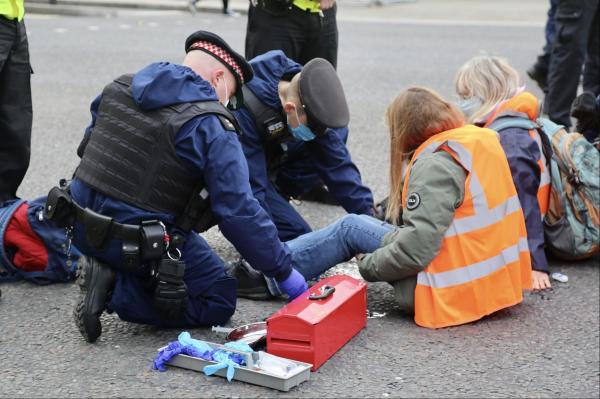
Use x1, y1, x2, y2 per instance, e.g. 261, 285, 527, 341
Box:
73, 256, 116, 343
295, 184, 338, 206
223, 8, 239, 16
526, 65, 548, 92
225, 259, 272, 300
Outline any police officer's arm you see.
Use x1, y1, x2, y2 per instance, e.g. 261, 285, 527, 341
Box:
308, 126, 375, 215
198, 116, 292, 280
358, 151, 466, 282
233, 108, 275, 218
500, 130, 549, 274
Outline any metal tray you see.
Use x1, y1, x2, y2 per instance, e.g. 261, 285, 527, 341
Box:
159, 342, 312, 392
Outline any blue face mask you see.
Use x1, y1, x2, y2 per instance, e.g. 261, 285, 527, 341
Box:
457, 96, 482, 118
288, 108, 316, 141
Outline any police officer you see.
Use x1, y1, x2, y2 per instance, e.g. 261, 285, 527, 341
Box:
227, 50, 373, 299
0, 0, 32, 203
544, 0, 599, 128
58, 31, 308, 343
245, 0, 338, 68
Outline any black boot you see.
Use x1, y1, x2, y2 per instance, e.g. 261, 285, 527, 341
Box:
73, 256, 116, 343
571, 92, 600, 139
295, 184, 338, 206
225, 259, 272, 300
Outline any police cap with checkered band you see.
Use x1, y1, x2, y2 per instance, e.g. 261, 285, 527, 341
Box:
185, 31, 253, 110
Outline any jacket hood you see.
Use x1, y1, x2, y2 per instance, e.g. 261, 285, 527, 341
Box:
246, 50, 303, 110
487, 91, 540, 125
131, 62, 219, 111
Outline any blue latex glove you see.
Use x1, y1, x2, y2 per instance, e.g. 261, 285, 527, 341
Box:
278, 268, 308, 300
178, 332, 213, 356
153, 341, 207, 372
203, 340, 255, 382
203, 351, 239, 381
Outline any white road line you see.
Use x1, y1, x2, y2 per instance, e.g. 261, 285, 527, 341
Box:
338, 16, 545, 28
87, 26, 99, 31
148, 22, 159, 27
54, 27, 67, 33
119, 24, 131, 30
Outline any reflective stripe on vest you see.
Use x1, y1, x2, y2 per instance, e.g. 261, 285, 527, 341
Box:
529, 129, 551, 218
484, 92, 550, 219
402, 125, 532, 329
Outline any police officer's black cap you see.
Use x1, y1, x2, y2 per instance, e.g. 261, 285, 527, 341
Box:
298, 58, 350, 133
185, 31, 253, 109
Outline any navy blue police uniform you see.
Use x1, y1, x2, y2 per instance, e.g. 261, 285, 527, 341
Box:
233, 50, 374, 241
65, 35, 296, 335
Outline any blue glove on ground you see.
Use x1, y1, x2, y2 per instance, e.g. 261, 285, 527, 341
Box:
278, 268, 308, 300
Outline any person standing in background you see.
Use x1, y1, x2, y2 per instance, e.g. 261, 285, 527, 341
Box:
0, 0, 33, 204
544, 0, 599, 128
527, 0, 558, 91
245, 0, 338, 68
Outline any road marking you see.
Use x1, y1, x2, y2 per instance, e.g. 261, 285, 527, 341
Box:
148, 22, 159, 27
54, 28, 67, 33
87, 26, 99, 31
119, 24, 131, 30
338, 16, 544, 28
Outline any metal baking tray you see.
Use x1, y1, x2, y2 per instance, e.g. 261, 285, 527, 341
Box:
159, 342, 312, 392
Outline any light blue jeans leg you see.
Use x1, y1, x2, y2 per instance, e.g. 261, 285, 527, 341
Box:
285, 214, 397, 280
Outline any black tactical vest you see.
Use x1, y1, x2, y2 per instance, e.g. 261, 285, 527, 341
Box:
75, 74, 240, 232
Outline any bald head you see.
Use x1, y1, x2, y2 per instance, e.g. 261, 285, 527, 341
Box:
183, 50, 237, 104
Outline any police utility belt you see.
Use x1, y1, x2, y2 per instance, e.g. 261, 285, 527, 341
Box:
45, 182, 188, 320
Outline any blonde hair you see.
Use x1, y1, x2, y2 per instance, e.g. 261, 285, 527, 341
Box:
454, 55, 521, 124
385, 87, 465, 225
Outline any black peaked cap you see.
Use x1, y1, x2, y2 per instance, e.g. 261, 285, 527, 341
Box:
298, 58, 350, 130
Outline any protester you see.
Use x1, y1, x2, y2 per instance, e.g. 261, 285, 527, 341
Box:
0, 0, 32, 204
226, 50, 374, 299
454, 55, 552, 291
248, 87, 533, 329
48, 31, 307, 343
245, 0, 338, 68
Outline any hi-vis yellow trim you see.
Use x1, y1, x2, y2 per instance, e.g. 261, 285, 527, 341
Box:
292, 0, 321, 13
1, 0, 25, 21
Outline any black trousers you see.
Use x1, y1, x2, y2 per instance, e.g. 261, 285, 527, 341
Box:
545, 0, 600, 127
0, 17, 32, 203
245, 3, 338, 68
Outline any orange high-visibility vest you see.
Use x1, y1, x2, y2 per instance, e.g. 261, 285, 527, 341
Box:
403, 125, 532, 329
486, 92, 551, 218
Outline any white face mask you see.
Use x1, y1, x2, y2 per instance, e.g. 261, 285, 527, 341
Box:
457, 96, 483, 118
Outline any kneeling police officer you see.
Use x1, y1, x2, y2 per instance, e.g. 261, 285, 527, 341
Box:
46, 32, 308, 343
228, 50, 374, 298
234, 50, 374, 242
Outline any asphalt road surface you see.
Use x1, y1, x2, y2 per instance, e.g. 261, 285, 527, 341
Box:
1, 7, 599, 398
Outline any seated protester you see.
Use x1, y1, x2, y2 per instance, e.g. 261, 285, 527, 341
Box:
271, 87, 533, 328
233, 50, 374, 242
454, 55, 552, 291
0, 197, 81, 285
56, 31, 307, 343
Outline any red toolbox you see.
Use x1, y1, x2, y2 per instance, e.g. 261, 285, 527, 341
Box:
266, 275, 367, 371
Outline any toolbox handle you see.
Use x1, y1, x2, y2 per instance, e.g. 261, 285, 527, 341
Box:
309, 285, 335, 300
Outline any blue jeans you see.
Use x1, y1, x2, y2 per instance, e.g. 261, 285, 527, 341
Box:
286, 214, 397, 280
